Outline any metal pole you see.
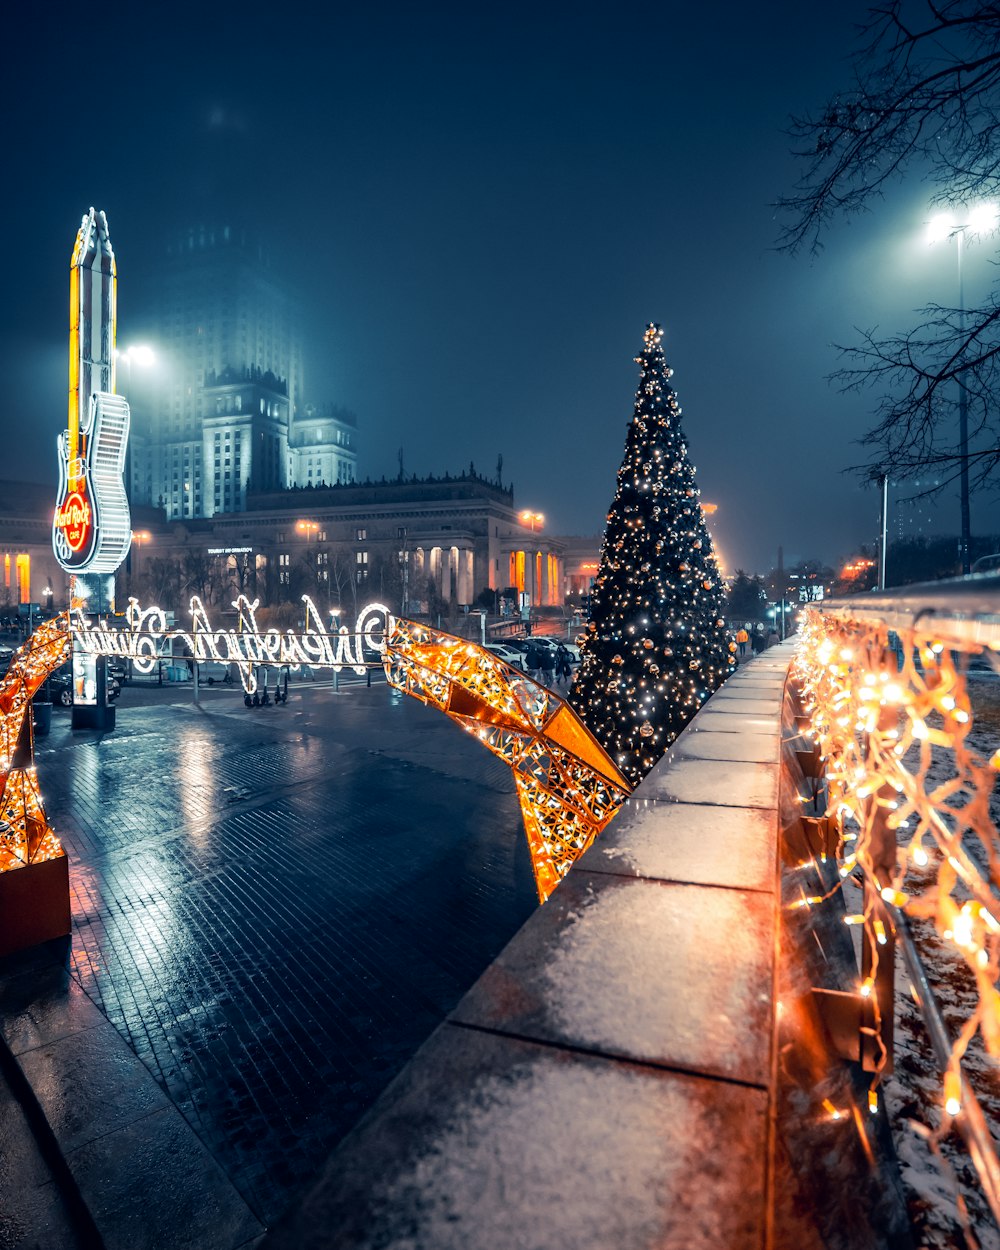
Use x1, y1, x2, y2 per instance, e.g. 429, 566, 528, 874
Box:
879, 473, 889, 591
958, 230, 972, 574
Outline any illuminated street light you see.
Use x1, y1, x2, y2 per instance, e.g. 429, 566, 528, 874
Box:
114, 343, 156, 394
926, 202, 999, 572
129, 529, 152, 590
520, 510, 544, 532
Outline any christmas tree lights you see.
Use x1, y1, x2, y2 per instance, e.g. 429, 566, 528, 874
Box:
569, 323, 736, 783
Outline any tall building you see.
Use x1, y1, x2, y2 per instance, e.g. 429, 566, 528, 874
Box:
130, 225, 356, 520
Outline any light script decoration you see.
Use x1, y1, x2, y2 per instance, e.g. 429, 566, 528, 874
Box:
0, 618, 72, 871
72, 595, 390, 694
383, 617, 632, 902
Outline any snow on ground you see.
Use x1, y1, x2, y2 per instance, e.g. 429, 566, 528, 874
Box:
875, 668, 1000, 1249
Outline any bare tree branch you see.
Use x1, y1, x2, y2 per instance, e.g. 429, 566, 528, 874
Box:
779, 1, 1000, 496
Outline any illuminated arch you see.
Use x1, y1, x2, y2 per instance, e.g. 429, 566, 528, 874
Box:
1, 605, 631, 903
0, 616, 71, 869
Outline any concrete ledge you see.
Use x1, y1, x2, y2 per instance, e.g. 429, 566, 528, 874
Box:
264, 650, 789, 1249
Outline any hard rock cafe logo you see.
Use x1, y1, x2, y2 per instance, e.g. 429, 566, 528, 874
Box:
54, 490, 92, 552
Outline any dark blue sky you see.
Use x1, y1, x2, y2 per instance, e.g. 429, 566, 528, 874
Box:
5, 1, 998, 572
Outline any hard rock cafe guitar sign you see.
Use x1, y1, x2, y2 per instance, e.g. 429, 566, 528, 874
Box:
52, 209, 132, 574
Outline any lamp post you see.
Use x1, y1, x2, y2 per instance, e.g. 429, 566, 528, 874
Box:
129, 530, 151, 595
296, 519, 320, 598
927, 204, 998, 573
520, 511, 544, 607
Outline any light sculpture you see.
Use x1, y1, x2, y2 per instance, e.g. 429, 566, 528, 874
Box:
383, 617, 631, 901
0, 617, 71, 871
68, 595, 632, 902
53, 209, 132, 575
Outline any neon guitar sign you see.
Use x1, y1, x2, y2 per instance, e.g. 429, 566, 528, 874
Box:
52, 208, 132, 574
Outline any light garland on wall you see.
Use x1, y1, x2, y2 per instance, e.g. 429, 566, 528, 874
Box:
794, 608, 1000, 1141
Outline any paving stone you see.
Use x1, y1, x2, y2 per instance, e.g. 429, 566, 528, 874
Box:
641, 756, 779, 809
693, 709, 779, 735
0, 960, 106, 1057
65, 1105, 262, 1250
706, 694, 779, 715
16, 1023, 170, 1155
452, 872, 774, 1086
588, 796, 776, 893
24, 692, 538, 1225
0, 1073, 82, 1250
672, 728, 780, 764
264, 1025, 768, 1250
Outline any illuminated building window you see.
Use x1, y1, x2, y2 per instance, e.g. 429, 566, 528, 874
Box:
15, 554, 29, 603
356, 551, 368, 566
356, 527, 367, 541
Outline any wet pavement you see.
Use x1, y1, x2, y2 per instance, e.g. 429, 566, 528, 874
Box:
24, 675, 538, 1228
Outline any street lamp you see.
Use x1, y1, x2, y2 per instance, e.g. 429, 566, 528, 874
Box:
296, 520, 320, 597
130, 530, 151, 591
926, 202, 999, 572
520, 510, 544, 533
114, 343, 156, 395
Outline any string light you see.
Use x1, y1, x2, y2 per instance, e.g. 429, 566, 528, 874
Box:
568, 323, 735, 782
794, 608, 1000, 1165
0, 615, 72, 871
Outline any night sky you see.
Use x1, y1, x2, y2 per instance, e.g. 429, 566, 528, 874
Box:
5, 1, 998, 573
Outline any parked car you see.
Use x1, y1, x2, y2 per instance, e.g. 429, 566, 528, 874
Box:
485, 642, 527, 671
533, 635, 580, 664
47, 664, 121, 706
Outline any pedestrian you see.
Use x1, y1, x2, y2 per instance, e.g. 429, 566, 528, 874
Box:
539, 647, 555, 687
766, 626, 779, 648
555, 644, 572, 685
736, 626, 749, 658
751, 627, 765, 655
525, 642, 541, 681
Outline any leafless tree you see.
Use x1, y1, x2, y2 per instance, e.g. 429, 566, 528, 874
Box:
777, 1, 1000, 496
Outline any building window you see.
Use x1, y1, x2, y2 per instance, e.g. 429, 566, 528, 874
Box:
356, 527, 366, 541
356, 551, 368, 566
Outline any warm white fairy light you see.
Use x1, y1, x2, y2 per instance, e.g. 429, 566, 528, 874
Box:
794, 607, 1000, 1169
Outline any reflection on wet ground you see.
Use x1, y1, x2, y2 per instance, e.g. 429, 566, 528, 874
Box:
34, 687, 537, 1224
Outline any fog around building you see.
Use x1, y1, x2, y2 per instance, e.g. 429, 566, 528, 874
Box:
3, 1, 998, 573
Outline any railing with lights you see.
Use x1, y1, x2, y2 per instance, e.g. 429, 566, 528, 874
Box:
792, 574, 1000, 1225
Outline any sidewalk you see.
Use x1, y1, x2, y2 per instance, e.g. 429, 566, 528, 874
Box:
0, 682, 535, 1245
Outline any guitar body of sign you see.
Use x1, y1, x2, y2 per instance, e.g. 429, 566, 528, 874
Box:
53, 392, 131, 572
53, 208, 132, 576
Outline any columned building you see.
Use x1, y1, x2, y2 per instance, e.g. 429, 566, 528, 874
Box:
0, 475, 568, 620
110, 473, 566, 616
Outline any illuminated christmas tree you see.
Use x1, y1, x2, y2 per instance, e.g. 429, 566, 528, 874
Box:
568, 323, 735, 784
